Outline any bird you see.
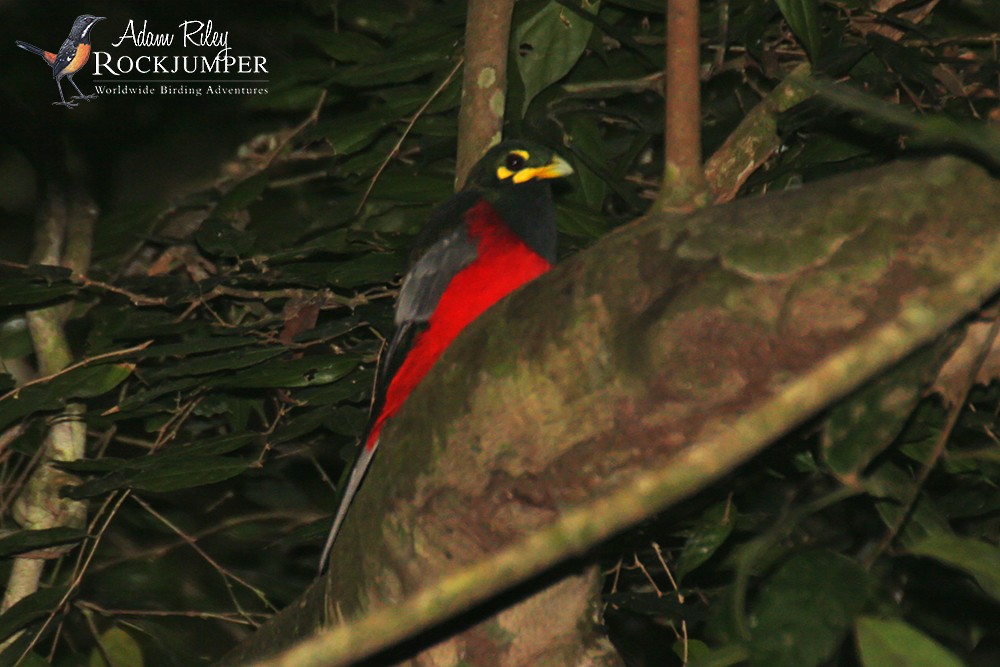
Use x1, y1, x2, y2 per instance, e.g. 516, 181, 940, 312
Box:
15, 15, 105, 108
319, 140, 573, 570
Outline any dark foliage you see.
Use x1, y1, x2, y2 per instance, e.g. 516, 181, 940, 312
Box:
2, 1, 1000, 665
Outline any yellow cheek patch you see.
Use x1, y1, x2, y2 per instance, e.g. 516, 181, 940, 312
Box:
495, 150, 532, 181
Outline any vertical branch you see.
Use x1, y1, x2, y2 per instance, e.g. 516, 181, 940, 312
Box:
2, 190, 96, 625
454, 0, 517, 190
657, 0, 708, 213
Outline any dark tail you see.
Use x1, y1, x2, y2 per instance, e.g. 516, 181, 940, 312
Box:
15, 40, 46, 58
318, 441, 377, 572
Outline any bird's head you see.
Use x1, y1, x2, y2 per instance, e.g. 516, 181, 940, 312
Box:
464, 141, 573, 192
461, 141, 571, 263
74, 15, 106, 37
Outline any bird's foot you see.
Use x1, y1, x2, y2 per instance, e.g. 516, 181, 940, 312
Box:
52, 100, 78, 108
71, 94, 98, 101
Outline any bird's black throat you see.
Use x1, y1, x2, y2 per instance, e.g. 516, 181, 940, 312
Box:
489, 181, 557, 264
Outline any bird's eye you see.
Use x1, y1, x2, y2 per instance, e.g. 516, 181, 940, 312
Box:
505, 153, 527, 171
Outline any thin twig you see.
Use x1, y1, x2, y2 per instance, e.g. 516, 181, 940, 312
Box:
651, 542, 682, 603
606, 558, 623, 594
77, 600, 270, 626
0, 259, 168, 307
865, 318, 1000, 567
563, 73, 664, 96
14, 490, 130, 665
260, 90, 328, 172
91, 511, 315, 572
81, 604, 115, 667
356, 57, 464, 214
652, 542, 688, 664
149, 398, 202, 452
0, 424, 28, 456
130, 495, 277, 625
0, 341, 152, 403
631, 553, 664, 597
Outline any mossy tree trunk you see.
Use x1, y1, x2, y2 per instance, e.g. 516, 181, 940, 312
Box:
219, 156, 1000, 667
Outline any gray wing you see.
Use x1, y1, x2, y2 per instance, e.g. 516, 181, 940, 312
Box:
394, 223, 478, 326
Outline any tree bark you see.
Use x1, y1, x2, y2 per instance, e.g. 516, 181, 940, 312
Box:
3, 191, 95, 653
220, 156, 1000, 666
659, 0, 707, 212
454, 0, 517, 190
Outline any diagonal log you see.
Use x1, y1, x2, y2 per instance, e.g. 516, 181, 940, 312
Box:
221, 156, 1000, 666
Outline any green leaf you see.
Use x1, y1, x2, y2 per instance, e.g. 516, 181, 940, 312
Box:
64, 364, 136, 398
605, 589, 682, 617
0, 317, 32, 359
0, 278, 77, 307
129, 336, 259, 359
556, 202, 615, 241
686, 642, 749, 667
748, 550, 869, 667
287, 315, 365, 344
279, 254, 405, 289
855, 617, 963, 667
328, 53, 449, 87
151, 347, 286, 379
314, 115, 392, 156
866, 35, 939, 93
0, 363, 135, 431
309, 30, 384, 63
247, 82, 329, 112
55, 457, 129, 474
335, 3, 409, 38
121, 434, 255, 462
822, 346, 942, 478
62, 434, 259, 498
214, 174, 269, 216
66, 457, 254, 497
195, 218, 257, 257
0, 586, 71, 643
370, 174, 453, 204
0, 527, 88, 558
113, 376, 207, 414
129, 457, 254, 493
676, 500, 737, 579
604, 0, 662, 11
515, 0, 600, 115
938, 483, 1000, 520
865, 462, 953, 548
809, 81, 1000, 167
565, 115, 607, 210
774, 0, 822, 62
272, 406, 338, 444
392, 21, 466, 54
89, 627, 144, 667
218, 356, 358, 388
908, 534, 1000, 601
1, 650, 50, 667
294, 369, 371, 406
